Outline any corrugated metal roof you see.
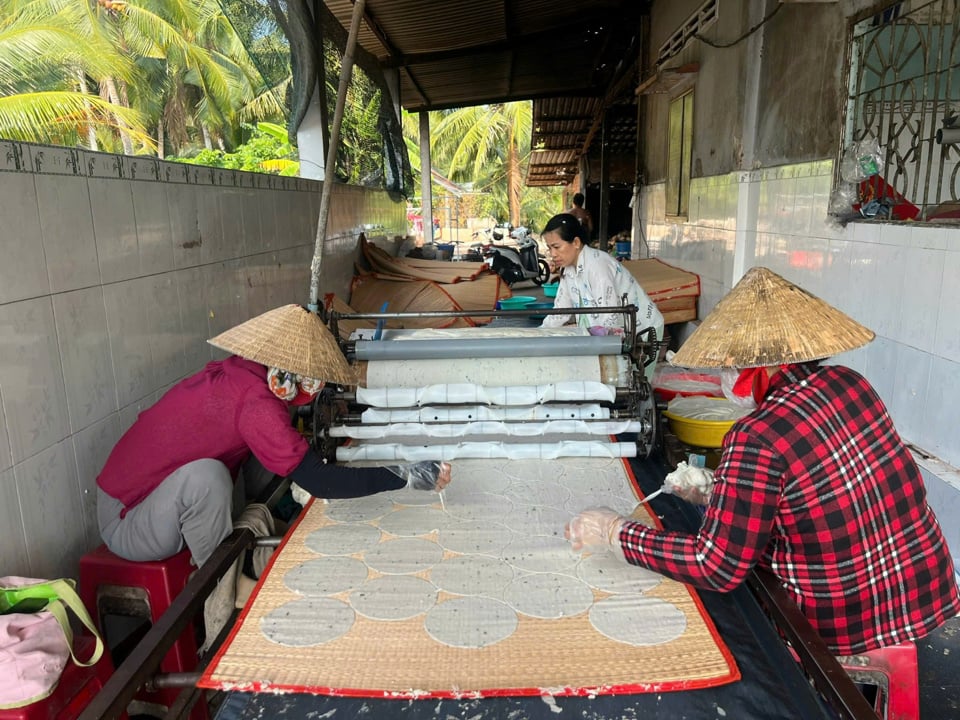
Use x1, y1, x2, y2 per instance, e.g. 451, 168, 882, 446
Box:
322, 0, 645, 186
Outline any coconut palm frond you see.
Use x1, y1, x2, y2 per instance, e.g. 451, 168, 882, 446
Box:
0, 90, 154, 148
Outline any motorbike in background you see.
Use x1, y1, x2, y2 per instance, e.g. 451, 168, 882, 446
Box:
471, 224, 550, 286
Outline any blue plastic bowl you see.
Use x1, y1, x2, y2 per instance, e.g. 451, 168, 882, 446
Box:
498, 295, 537, 310
527, 301, 555, 320
542, 282, 559, 298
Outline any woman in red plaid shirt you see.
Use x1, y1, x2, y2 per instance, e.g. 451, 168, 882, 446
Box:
567, 267, 960, 655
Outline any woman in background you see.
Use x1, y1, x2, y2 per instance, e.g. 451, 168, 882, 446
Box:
540, 213, 663, 344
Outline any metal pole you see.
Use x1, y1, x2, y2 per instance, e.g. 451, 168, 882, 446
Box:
419, 112, 434, 245
308, 0, 367, 311
599, 113, 610, 252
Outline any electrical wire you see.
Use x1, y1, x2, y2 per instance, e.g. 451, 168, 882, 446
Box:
695, 3, 782, 49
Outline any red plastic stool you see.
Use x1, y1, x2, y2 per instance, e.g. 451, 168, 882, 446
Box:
837, 641, 919, 720
0, 635, 126, 720
78, 545, 208, 720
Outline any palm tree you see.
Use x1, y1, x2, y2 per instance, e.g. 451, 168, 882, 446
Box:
402, 102, 562, 231
0, 0, 151, 147
431, 103, 530, 227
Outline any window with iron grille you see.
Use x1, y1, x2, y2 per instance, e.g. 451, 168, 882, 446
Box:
841, 0, 960, 221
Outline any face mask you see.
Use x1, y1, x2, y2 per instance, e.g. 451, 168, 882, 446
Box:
267, 368, 325, 402
720, 368, 758, 410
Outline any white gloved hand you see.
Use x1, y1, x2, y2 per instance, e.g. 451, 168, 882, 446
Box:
664, 461, 715, 505
565, 507, 625, 553
290, 481, 312, 507
386, 461, 452, 491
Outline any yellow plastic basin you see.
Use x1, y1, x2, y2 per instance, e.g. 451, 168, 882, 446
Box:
662, 397, 750, 448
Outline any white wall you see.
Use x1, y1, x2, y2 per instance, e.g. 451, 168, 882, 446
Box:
0, 140, 405, 580
638, 160, 960, 576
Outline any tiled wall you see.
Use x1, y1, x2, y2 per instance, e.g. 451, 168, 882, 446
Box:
639, 160, 960, 576
0, 141, 405, 580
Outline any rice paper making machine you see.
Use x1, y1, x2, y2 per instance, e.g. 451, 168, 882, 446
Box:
312, 302, 662, 463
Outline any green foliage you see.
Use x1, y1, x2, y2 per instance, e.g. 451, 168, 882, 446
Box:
168, 122, 298, 175
323, 38, 383, 187
402, 102, 563, 230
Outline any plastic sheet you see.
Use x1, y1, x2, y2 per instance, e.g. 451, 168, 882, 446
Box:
335, 439, 638, 462
329, 419, 641, 439
355, 382, 617, 408
360, 403, 611, 423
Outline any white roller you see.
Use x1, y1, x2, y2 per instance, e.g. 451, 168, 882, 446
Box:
364, 354, 604, 388
336, 440, 638, 462
360, 404, 610, 423
355, 382, 617, 408
329, 419, 641, 439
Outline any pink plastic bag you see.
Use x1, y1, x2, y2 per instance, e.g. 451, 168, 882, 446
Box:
0, 576, 103, 709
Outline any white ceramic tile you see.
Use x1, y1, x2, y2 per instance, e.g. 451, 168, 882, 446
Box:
924, 356, 960, 468
242, 255, 271, 317
15, 439, 87, 578
34, 174, 100, 293
52, 287, 118, 433
0, 173, 48, 303
240, 190, 264, 254
219, 189, 246, 258
256, 191, 278, 251
103, 278, 156, 409
197, 186, 226, 263
911, 224, 947, 251
866, 242, 906, 339
934, 250, 960, 363
175, 267, 210, 374
147, 274, 186, 388
898, 247, 944, 353
28, 146, 81, 175
793, 173, 815, 237
889, 343, 932, 445
71, 413, 122, 549
0, 467, 29, 576
132, 181, 174, 274
860, 335, 898, 407
0, 140, 27, 171
843, 254, 874, 331
0, 297, 69, 463
160, 160, 191, 184
118, 395, 155, 436
204, 260, 251, 341
82, 150, 126, 179
921, 469, 960, 570
168, 183, 201, 269
90, 177, 139, 283
0, 387, 11, 472
127, 157, 160, 182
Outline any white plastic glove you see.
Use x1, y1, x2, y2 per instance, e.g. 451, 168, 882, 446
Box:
289, 481, 312, 507
565, 507, 625, 554
664, 461, 715, 505
386, 461, 452, 491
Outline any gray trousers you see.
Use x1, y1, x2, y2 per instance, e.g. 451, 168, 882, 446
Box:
98, 458, 234, 567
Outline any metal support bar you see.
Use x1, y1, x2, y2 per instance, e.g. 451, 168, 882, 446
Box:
78, 528, 255, 720
747, 568, 880, 720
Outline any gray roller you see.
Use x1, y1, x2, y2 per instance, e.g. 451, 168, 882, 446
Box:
354, 335, 623, 361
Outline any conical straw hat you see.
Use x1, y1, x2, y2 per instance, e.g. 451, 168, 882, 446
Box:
670, 267, 875, 368
208, 304, 357, 385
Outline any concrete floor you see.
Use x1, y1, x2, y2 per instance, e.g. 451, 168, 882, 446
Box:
919, 613, 960, 719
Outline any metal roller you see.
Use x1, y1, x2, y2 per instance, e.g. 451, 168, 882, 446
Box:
354, 335, 623, 361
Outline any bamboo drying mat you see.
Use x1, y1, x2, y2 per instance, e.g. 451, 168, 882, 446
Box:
199, 459, 739, 699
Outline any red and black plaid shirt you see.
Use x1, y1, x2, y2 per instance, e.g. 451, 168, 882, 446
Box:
621, 362, 960, 654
